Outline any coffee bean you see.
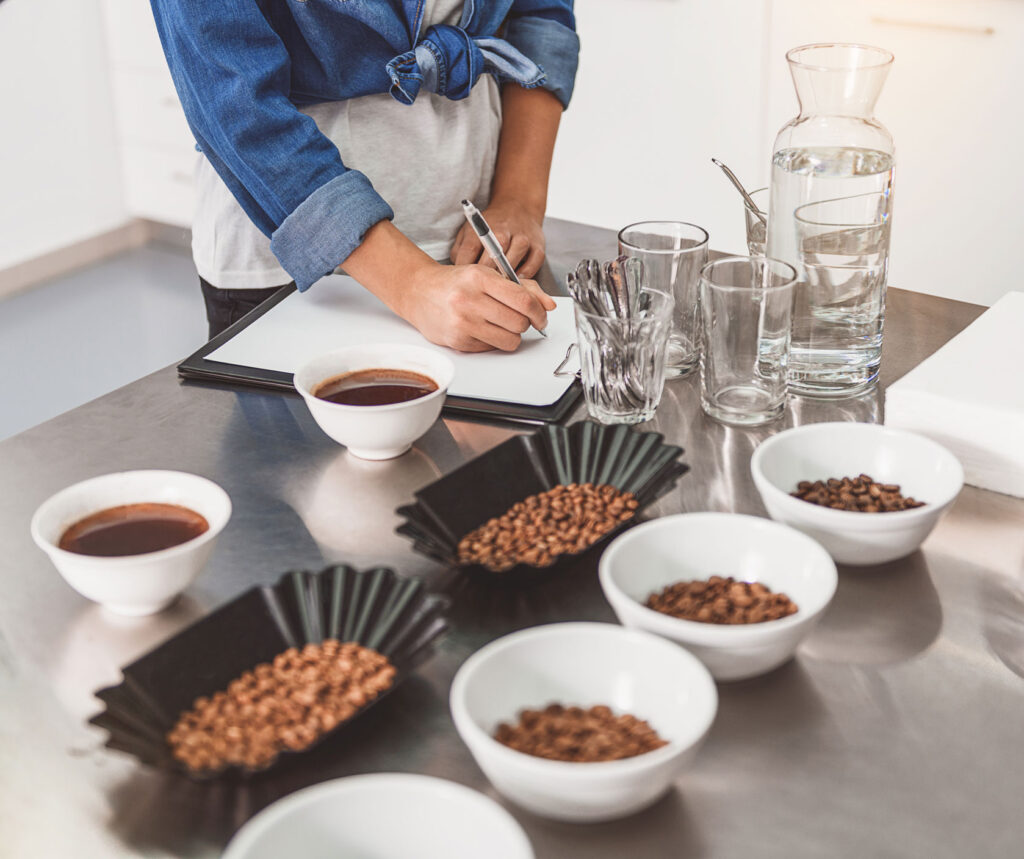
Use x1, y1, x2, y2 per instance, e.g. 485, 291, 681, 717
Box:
167, 640, 395, 774
456, 483, 638, 572
494, 703, 667, 762
646, 577, 798, 624
790, 475, 925, 513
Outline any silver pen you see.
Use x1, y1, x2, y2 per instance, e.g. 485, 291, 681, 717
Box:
461, 199, 547, 337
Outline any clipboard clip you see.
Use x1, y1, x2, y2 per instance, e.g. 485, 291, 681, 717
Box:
553, 343, 581, 380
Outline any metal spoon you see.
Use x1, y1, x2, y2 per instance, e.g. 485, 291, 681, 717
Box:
711, 157, 767, 226
568, 259, 647, 409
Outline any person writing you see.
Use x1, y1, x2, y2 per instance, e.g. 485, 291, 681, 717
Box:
149, 1, 580, 347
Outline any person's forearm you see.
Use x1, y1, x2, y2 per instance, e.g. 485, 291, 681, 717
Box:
341, 220, 436, 318
490, 84, 563, 219
341, 219, 553, 353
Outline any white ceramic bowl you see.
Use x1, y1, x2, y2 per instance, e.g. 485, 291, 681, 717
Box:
294, 343, 455, 460
31, 470, 231, 616
599, 513, 837, 681
750, 422, 964, 565
450, 622, 717, 823
222, 773, 534, 859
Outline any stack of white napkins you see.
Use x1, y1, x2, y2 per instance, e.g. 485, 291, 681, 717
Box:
885, 291, 1024, 497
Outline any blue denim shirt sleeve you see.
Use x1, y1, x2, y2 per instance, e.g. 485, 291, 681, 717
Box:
149, 0, 393, 292
504, 1, 580, 108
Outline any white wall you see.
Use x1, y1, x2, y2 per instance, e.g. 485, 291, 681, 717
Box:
0, 0, 128, 271
548, 0, 770, 256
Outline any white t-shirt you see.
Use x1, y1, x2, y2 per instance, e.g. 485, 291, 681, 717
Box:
192, 0, 502, 289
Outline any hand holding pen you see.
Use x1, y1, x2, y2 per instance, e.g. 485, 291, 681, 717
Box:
342, 217, 552, 353
461, 200, 549, 337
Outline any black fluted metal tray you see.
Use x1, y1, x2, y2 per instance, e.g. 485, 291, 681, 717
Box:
396, 420, 688, 582
88, 564, 449, 778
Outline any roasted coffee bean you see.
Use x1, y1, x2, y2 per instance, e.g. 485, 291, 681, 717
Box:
167, 640, 395, 774
456, 483, 639, 572
646, 575, 797, 624
494, 703, 667, 762
791, 474, 925, 513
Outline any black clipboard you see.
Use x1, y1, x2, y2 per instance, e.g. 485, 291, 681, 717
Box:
177, 284, 582, 424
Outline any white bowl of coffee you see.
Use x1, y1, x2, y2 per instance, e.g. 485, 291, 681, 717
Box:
294, 343, 455, 460
31, 470, 232, 616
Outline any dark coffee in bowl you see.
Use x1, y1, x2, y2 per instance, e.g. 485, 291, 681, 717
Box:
314, 368, 438, 406
59, 503, 209, 557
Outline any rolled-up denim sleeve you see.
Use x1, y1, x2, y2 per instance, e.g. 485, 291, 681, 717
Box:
150, 0, 393, 291
504, 1, 580, 108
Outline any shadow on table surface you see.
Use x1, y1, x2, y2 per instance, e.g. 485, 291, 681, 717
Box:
800, 551, 942, 666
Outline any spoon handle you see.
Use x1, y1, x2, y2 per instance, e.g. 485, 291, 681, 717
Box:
712, 158, 768, 226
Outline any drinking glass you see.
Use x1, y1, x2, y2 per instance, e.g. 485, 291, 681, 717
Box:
744, 188, 768, 257
617, 222, 709, 378
700, 256, 796, 426
792, 191, 892, 396
574, 287, 674, 425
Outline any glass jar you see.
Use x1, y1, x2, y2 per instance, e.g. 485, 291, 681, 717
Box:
765, 43, 895, 398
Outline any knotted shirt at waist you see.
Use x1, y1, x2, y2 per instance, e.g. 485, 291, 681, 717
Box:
386, 24, 546, 104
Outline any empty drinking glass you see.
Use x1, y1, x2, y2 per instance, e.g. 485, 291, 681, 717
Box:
574, 287, 674, 424
792, 191, 891, 396
700, 256, 797, 426
617, 222, 709, 378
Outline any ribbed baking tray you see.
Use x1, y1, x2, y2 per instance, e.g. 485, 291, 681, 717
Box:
89, 564, 449, 778
396, 420, 688, 582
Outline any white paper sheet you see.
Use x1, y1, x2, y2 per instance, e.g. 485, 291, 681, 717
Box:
884, 291, 1024, 497
207, 274, 578, 407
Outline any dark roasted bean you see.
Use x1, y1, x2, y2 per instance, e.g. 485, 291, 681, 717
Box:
790, 475, 925, 513
494, 703, 667, 762
647, 577, 797, 624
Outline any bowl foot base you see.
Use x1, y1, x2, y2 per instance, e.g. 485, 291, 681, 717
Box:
101, 594, 180, 617
346, 444, 412, 461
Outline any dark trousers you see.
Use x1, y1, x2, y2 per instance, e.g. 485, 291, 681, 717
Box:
199, 277, 290, 340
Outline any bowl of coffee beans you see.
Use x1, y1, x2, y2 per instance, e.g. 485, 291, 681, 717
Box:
396, 420, 688, 581
89, 564, 449, 777
750, 422, 964, 565
599, 513, 838, 680
449, 622, 717, 822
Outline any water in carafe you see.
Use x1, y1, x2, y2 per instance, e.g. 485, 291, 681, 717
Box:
768, 147, 893, 266
766, 44, 895, 398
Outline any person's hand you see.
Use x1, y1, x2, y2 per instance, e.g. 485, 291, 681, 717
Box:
341, 220, 555, 354
450, 198, 546, 278
402, 262, 555, 353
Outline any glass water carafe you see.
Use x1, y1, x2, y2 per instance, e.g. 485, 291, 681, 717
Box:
766, 43, 895, 398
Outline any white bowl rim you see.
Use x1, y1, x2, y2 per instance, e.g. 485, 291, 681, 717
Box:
222, 772, 534, 859
598, 513, 838, 640
450, 621, 718, 775
750, 422, 965, 526
293, 342, 455, 414
30, 469, 231, 564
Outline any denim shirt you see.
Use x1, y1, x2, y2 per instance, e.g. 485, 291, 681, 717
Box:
149, 0, 580, 292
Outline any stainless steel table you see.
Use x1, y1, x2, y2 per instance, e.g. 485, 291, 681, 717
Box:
2, 219, 1022, 858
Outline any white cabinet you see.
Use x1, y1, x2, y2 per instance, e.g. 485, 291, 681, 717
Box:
0, 0, 127, 272
100, 0, 196, 228
110, 68, 195, 151
766, 0, 1024, 305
